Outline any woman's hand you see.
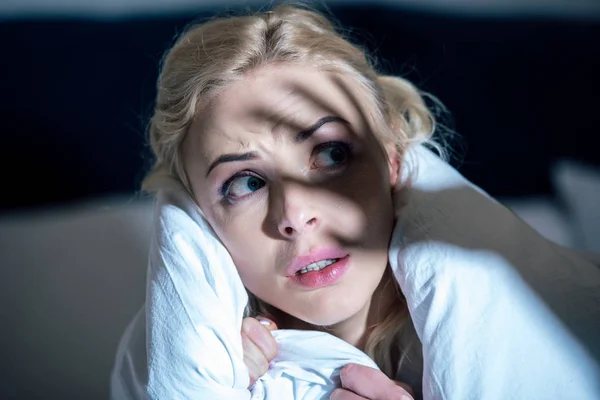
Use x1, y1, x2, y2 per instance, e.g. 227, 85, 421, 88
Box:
330, 363, 414, 400
241, 317, 278, 388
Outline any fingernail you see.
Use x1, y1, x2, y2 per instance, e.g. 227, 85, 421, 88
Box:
258, 319, 271, 326
330, 388, 341, 400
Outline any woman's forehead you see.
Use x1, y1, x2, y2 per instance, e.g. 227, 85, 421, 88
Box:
196, 64, 370, 144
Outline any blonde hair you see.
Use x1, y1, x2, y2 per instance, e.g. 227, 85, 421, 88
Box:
143, 3, 441, 379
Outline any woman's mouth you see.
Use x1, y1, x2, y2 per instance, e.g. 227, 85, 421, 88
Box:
295, 258, 339, 275
289, 255, 350, 289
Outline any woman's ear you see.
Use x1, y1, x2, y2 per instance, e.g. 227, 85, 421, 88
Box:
386, 144, 400, 188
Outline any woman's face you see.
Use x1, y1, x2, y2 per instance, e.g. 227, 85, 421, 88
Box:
184, 63, 399, 327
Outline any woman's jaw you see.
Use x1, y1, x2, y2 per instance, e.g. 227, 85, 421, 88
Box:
259, 263, 399, 350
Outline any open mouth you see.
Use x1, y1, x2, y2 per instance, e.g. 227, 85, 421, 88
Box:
295, 258, 340, 275
289, 254, 351, 289
286, 247, 350, 284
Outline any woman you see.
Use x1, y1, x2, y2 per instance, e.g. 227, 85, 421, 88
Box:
142, 4, 442, 399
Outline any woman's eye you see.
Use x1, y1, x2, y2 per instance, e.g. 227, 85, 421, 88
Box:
222, 174, 266, 200
312, 142, 351, 169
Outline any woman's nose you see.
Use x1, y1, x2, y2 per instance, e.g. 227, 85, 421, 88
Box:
275, 181, 320, 238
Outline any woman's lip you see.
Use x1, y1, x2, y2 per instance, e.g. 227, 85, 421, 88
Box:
286, 247, 350, 276
288, 255, 350, 289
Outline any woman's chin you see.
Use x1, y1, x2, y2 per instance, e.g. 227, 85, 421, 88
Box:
287, 299, 366, 329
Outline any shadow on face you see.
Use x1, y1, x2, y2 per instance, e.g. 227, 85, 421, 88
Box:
183, 63, 401, 328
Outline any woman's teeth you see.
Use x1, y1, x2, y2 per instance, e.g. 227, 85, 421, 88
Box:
296, 259, 338, 275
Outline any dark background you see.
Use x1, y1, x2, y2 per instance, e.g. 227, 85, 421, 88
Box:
2, 3, 599, 213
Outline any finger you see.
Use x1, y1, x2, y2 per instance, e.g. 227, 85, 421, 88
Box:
256, 316, 279, 332
340, 363, 413, 400
241, 318, 278, 361
241, 331, 270, 386
330, 388, 368, 400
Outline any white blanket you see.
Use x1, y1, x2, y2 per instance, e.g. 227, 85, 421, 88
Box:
111, 145, 600, 399
111, 180, 378, 400
389, 146, 600, 399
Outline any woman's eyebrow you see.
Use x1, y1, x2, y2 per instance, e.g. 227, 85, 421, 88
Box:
206, 115, 348, 177
206, 152, 257, 177
294, 115, 348, 142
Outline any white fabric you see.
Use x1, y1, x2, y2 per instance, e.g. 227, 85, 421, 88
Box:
112, 145, 600, 399
389, 146, 600, 399
110, 180, 377, 400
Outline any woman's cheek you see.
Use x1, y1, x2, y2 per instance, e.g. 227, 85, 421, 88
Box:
229, 236, 269, 280
235, 258, 273, 300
